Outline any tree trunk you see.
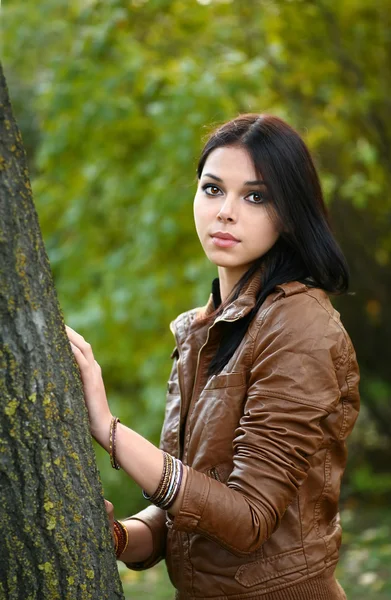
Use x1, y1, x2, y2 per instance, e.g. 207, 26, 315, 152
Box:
0, 64, 124, 599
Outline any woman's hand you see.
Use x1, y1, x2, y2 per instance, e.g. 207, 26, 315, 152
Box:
66, 325, 113, 447
104, 499, 115, 545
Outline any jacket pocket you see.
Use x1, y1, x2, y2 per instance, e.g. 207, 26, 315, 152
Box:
204, 371, 245, 390
235, 548, 307, 588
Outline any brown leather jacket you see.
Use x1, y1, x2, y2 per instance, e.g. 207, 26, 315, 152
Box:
125, 273, 360, 600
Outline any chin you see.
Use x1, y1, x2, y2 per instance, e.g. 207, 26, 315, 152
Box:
211, 260, 245, 270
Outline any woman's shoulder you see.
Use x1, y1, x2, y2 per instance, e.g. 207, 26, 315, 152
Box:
250, 282, 354, 358
170, 303, 210, 344
260, 282, 342, 323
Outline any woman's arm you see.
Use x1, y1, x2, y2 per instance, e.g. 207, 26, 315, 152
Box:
117, 518, 153, 563
105, 499, 158, 570
66, 325, 187, 516
66, 325, 179, 569
97, 421, 188, 516
120, 506, 168, 569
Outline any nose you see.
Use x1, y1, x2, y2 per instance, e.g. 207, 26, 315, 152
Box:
217, 196, 237, 223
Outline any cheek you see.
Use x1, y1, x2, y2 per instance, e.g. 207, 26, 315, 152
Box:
193, 197, 202, 229
194, 195, 214, 227
264, 224, 279, 247
193, 196, 209, 239
248, 217, 279, 250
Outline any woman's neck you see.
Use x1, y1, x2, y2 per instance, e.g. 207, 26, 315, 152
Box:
217, 266, 248, 303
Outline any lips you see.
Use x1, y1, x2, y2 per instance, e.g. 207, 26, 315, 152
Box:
210, 231, 240, 242
210, 231, 240, 248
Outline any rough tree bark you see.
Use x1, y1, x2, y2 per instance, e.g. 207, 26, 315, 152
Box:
0, 64, 124, 599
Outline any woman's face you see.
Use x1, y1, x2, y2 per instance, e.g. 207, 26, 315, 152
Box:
194, 145, 279, 278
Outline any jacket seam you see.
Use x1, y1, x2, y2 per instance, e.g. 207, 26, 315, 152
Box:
236, 562, 307, 587
193, 497, 272, 556
313, 448, 332, 557
185, 531, 195, 599
258, 291, 350, 372
177, 469, 211, 529
338, 399, 349, 440
344, 345, 355, 399
297, 493, 309, 576
247, 389, 333, 413
248, 294, 344, 414
193, 526, 251, 556
334, 339, 349, 371
305, 291, 351, 369
249, 304, 275, 349
237, 548, 304, 572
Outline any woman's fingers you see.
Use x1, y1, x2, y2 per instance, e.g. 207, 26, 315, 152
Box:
69, 341, 89, 371
104, 499, 115, 543
66, 325, 111, 442
104, 499, 114, 517
66, 325, 94, 363
65, 324, 84, 344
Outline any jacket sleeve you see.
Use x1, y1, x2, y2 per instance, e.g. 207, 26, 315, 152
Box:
122, 505, 167, 570
171, 298, 354, 555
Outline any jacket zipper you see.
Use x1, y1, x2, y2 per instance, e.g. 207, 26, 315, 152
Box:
209, 467, 221, 482
169, 322, 186, 458
181, 313, 243, 461
170, 312, 245, 593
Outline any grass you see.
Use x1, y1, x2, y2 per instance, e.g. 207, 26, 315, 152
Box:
119, 506, 391, 599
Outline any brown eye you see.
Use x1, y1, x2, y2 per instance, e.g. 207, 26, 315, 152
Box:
247, 191, 265, 204
202, 184, 222, 196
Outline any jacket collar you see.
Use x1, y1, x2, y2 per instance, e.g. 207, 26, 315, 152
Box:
171, 271, 309, 350
201, 269, 263, 323
202, 273, 310, 323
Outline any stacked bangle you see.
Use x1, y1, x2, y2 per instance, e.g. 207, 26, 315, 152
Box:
109, 422, 183, 511
113, 519, 128, 559
109, 417, 121, 470
142, 451, 183, 510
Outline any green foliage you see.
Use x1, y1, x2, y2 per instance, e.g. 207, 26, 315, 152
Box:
2, 0, 391, 521
336, 508, 391, 599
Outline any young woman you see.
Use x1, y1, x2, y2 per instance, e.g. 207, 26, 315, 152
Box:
67, 114, 360, 600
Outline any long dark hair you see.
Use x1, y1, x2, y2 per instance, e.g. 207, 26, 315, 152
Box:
196, 114, 349, 376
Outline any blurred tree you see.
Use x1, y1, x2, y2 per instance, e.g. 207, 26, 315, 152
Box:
0, 64, 124, 600
2, 0, 390, 513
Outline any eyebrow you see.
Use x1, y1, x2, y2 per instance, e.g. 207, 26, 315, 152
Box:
202, 173, 266, 186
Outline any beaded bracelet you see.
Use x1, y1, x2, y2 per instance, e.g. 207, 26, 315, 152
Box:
113, 519, 129, 559
142, 451, 169, 503
158, 457, 177, 508
109, 416, 121, 470
142, 451, 184, 511
161, 457, 183, 510
150, 453, 173, 505
164, 458, 184, 510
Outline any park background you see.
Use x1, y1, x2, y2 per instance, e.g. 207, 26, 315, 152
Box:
2, 0, 390, 597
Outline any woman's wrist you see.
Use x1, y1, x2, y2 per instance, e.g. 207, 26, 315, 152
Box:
90, 412, 113, 450
116, 519, 154, 565
98, 418, 186, 515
